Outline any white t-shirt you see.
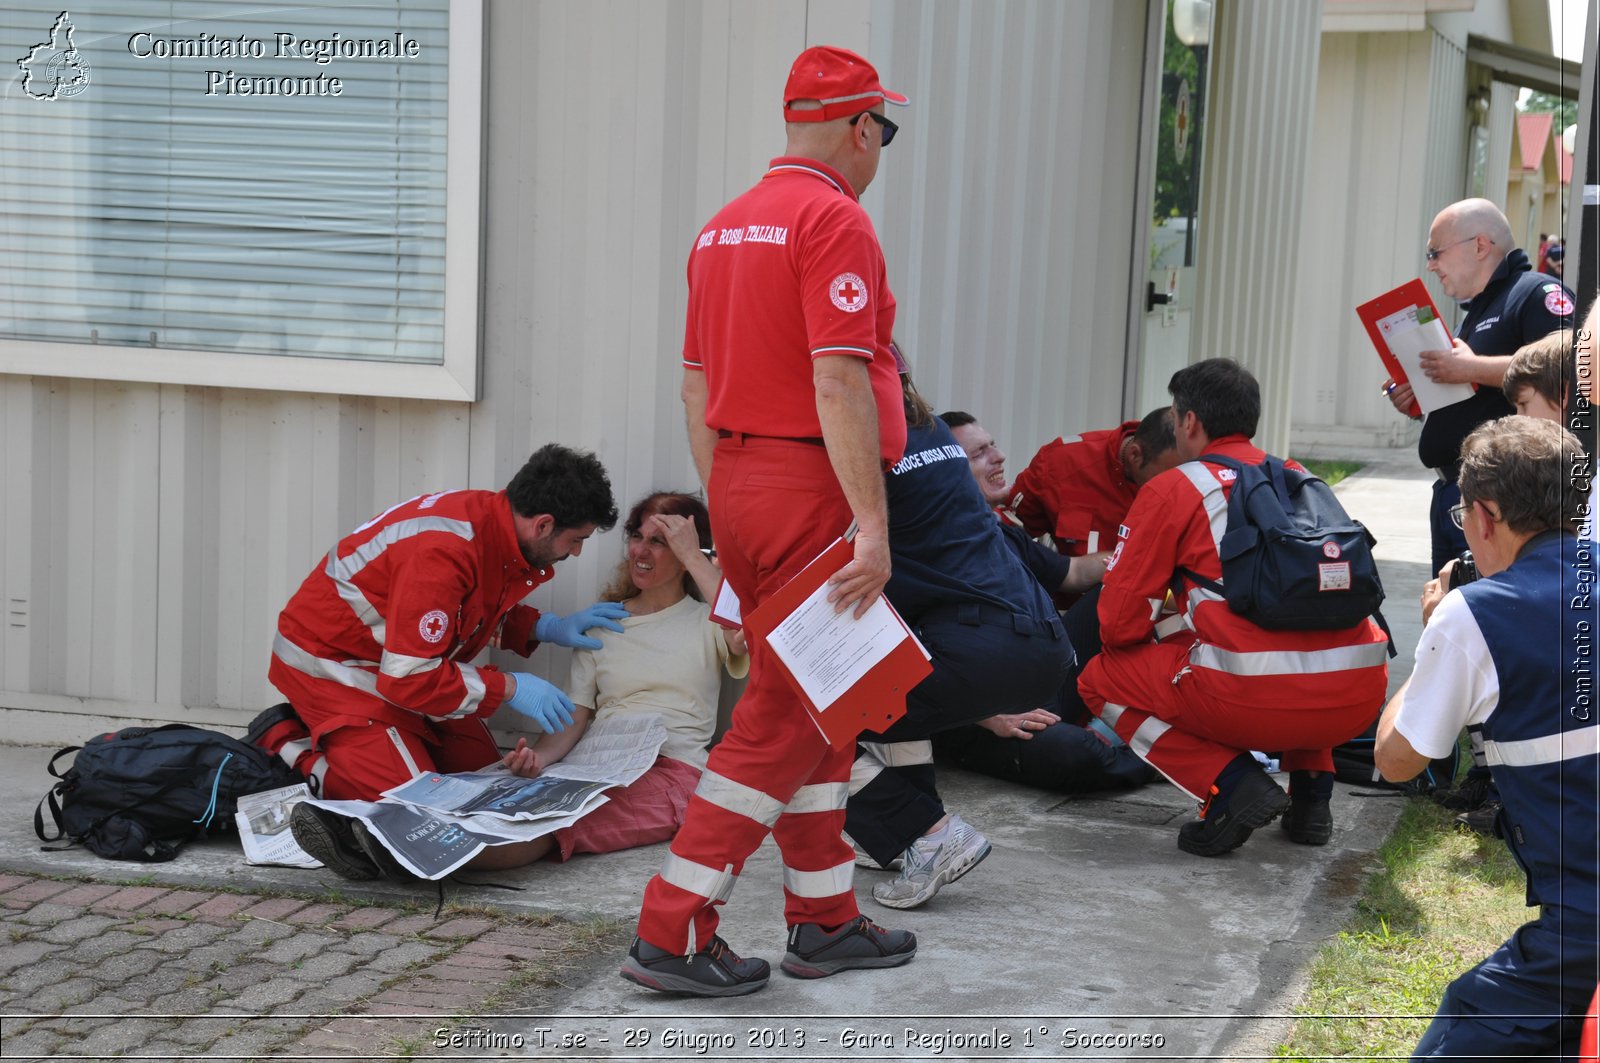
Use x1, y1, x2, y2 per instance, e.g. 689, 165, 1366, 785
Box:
1392, 589, 1500, 759
568, 595, 748, 768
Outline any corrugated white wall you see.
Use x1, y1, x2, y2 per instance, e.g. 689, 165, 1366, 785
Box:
0, 0, 1145, 742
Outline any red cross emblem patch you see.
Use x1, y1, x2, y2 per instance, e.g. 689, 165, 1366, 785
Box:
419, 609, 450, 644
829, 272, 868, 313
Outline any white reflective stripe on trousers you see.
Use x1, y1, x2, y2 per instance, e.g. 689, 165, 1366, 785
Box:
694, 769, 786, 828
858, 739, 932, 767
1188, 640, 1389, 677
782, 860, 854, 898
660, 852, 737, 903
785, 782, 848, 815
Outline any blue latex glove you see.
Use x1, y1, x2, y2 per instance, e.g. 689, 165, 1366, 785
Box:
503, 672, 576, 734
535, 601, 629, 650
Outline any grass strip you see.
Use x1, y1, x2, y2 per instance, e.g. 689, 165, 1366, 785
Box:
1274, 797, 1528, 1059
1297, 459, 1364, 487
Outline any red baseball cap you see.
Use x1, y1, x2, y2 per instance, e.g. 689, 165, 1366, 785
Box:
783, 45, 909, 123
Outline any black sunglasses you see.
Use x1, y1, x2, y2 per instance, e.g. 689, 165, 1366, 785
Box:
850, 110, 898, 147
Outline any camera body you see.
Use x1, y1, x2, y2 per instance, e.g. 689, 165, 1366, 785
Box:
1447, 551, 1480, 590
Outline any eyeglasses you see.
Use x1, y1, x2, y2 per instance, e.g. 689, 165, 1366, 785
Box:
1425, 235, 1478, 262
851, 110, 898, 147
1449, 502, 1468, 529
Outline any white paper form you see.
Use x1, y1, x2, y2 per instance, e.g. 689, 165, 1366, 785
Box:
764, 585, 909, 711
1374, 303, 1475, 414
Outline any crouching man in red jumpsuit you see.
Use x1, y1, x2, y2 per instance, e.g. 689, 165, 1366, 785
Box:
1079, 359, 1389, 856
622, 45, 916, 997
270, 443, 625, 878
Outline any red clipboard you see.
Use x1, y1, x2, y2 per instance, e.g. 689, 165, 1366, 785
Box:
1355, 278, 1451, 417
742, 537, 931, 750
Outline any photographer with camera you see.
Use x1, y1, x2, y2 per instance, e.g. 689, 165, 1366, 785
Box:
1375, 416, 1598, 1058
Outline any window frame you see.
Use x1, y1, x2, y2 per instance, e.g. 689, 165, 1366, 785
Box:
0, 0, 484, 402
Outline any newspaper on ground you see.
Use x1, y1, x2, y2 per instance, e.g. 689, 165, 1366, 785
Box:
235, 783, 324, 869
270, 713, 670, 880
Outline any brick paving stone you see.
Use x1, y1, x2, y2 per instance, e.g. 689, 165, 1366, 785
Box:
258, 929, 339, 965
422, 916, 495, 940
49, 882, 123, 907
144, 986, 229, 1017
285, 901, 346, 926
12, 901, 95, 926
0, 872, 35, 892
459, 937, 552, 962
438, 949, 514, 970
34, 912, 122, 944
413, 962, 510, 985
142, 889, 212, 915
24, 976, 100, 1013
366, 939, 451, 974
0, 943, 68, 980
71, 1015, 170, 1055
188, 893, 259, 921
328, 930, 405, 962
215, 974, 314, 1012
4, 879, 75, 904
226, 917, 298, 945
136, 919, 234, 953
383, 913, 441, 936
0, 1026, 66, 1058
115, 961, 205, 1002
57, 927, 161, 957
313, 969, 391, 1003
381, 980, 489, 1010
239, 896, 311, 922
331, 906, 399, 930
126, 915, 194, 935
282, 949, 360, 982
93, 884, 172, 911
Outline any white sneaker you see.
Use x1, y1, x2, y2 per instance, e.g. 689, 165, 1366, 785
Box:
844, 832, 903, 871
870, 814, 991, 910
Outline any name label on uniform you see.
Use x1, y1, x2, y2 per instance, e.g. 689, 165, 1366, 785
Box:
695, 224, 790, 251
889, 444, 966, 477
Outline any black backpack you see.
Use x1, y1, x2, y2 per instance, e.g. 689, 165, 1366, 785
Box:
1180, 455, 1387, 633
1332, 717, 1462, 795
34, 724, 300, 862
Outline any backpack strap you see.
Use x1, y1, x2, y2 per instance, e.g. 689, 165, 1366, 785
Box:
34, 786, 68, 843
45, 744, 81, 780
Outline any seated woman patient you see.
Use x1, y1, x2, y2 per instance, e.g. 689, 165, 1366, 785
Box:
487, 491, 748, 866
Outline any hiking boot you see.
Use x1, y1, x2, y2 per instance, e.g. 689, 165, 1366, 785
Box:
871, 813, 991, 909
1280, 798, 1334, 845
1281, 769, 1334, 845
350, 820, 418, 881
1432, 774, 1492, 811
845, 832, 902, 871
619, 935, 769, 997
780, 915, 917, 978
290, 804, 380, 881
1456, 802, 1502, 836
1177, 769, 1290, 857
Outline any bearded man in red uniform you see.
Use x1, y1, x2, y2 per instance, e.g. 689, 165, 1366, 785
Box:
623, 46, 916, 997
1079, 359, 1389, 857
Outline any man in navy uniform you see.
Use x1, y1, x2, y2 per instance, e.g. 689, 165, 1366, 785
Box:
1377, 415, 1598, 1057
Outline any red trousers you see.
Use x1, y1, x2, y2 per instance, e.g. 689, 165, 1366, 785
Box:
635, 437, 859, 954
1078, 637, 1374, 801
306, 716, 499, 801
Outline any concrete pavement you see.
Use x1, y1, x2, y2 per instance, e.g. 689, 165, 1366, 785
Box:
0, 446, 1437, 1061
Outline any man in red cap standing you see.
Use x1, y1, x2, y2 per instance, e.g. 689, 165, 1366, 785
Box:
622, 45, 916, 997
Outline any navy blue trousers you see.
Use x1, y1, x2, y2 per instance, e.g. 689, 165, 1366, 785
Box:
844, 605, 1073, 866
932, 719, 1155, 793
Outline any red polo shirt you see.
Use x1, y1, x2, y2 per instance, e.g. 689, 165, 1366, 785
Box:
682, 157, 906, 465
1010, 422, 1139, 557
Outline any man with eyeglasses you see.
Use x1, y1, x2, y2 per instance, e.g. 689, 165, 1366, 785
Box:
1387, 198, 1574, 577
1375, 416, 1597, 1058
623, 45, 916, 997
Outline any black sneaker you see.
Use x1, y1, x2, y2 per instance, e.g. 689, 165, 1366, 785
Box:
1177, 769, 1290, 857
290, 804, 380, 881
619, 936, 769, 997
1432, 774, 1492, 811
350, 820, 419, 881
1456, 801, 1502, 836
780, 915, 917, 978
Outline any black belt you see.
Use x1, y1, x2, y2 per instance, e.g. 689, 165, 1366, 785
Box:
919, 600, 1064, 639
716, 429, 825, 446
